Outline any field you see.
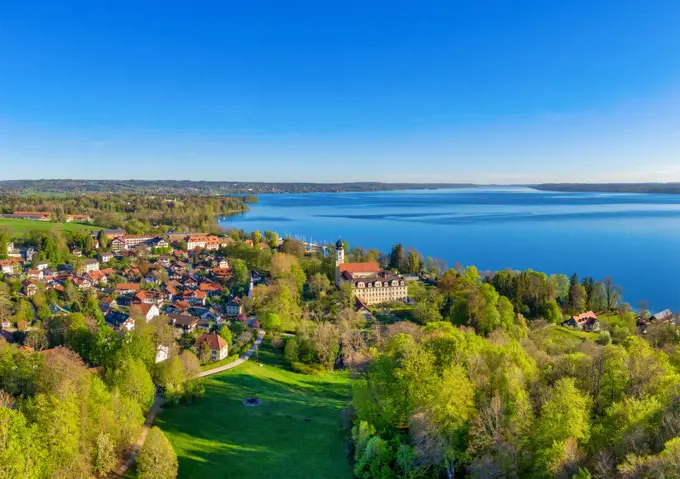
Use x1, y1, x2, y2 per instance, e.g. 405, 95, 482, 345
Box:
156, 343, 354, 479
0, 218, 101, 237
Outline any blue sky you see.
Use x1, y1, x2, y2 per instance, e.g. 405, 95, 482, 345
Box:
0, 1, 679, 183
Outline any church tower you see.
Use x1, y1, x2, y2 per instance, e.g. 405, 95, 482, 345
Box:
335, 238, 344, 285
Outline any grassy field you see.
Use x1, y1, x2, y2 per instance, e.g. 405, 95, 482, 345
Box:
156, 343, 354, 479
0, 218, 101, 237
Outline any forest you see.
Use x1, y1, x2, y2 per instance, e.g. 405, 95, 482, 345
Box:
225, 237, 680, 478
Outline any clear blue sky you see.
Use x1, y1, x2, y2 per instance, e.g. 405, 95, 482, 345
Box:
1, 1, 678, 183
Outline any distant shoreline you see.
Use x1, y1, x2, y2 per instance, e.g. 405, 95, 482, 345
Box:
1, 179, 679, 195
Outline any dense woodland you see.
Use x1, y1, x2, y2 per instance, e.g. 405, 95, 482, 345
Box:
224, 237, 680, 478
0, 193, 249, 233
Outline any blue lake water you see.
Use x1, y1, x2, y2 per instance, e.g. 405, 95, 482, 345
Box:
220, 188, 680, 312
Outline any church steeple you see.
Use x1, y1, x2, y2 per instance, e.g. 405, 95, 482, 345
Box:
335, 238, 344, 284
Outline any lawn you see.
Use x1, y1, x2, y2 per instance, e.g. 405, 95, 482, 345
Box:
156, 343, 354, 479
0, 218, 101, 237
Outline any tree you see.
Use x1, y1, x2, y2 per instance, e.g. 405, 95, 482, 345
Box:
388, 244, 406, 272
231, 259, 249, 286
0, 408, 42, 478
107, 358, 156, 410
217, 325, 232, 347
307, 273, 331, 299
533, 378, 591, 475
603, 277, 623, 311
568, 273, 584, 312
284, 338, 299, 363
407, 249, 424, 274
251, 230, 262, 245
199, 342, 211, 363
263, 230, 279, 248
260, 312, 282, 331
137, 426, 178, 479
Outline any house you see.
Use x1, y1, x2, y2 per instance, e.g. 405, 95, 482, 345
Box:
71, 247, 82, 257
651, 309, 674, 322
134, 290, 164, 305
183, 290, 207, 306
10, 211, 51, 221
85, 270, 108, 285
99, 252, 114, 263
196, 319, 212, 331
0, 260, 19, 275
105, 311, 134, 331
71, 277, 92, 290
212, 267, 231, 280
167, 300, 191, 313
199, 282, 222, 296
102, 228, 126, 239
564, 311, 600, 332
1, 319, 11, 329
155, 345, 170, 363
168, 313, 198, 333
130, 303, 160, 322
115, 283, 141, 294
183, 276, 199, 289
81, 258, 100, 273
186, 235, 221, 251
149, 237, 170, 249
225, 297, 244, 317
22, 280, 38, 297
36, 261, 49, 271
218, 258, 229, 269
24, 247, 38, 262
219, 237, 235, 248
65, 214, 92, 223
193, 332, 229, 361
201, 309, 222, 323
27, 269, 44, 280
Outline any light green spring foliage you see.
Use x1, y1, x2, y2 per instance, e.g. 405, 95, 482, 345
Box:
137, 426, 178, 479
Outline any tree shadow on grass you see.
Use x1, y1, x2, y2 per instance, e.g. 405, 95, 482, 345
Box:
157, 364, 354, 479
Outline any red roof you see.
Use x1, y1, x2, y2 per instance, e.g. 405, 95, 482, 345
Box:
130, 303, 156, 316
339, 262, 380, 274
194, 332, 228, 351
116, 283, 141, 291
573, 311, 598, 323
199, 283, 221, 292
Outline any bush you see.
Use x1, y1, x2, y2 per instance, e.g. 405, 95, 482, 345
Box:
137, 426, 178, 479
284, 338, 299, 363
291, 361, 326, 375
596, 330, 612, 345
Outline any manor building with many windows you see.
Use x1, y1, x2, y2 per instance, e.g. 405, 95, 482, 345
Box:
334, 239, 407, 305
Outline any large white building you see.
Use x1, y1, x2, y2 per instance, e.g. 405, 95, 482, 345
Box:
334, 239, 407, 305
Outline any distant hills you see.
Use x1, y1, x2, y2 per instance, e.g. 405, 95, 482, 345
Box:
1, 179, 679, 195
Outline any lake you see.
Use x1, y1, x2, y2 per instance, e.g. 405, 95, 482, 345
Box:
220, 187, 680, 312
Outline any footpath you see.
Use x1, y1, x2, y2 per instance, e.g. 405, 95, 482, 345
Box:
110, 329, 266, 477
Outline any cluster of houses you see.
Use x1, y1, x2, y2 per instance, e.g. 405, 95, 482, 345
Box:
0, 228, 274, 362
563, 308, 678, 333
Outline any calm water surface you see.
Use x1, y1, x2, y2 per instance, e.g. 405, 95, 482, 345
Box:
220, 188, 680, 311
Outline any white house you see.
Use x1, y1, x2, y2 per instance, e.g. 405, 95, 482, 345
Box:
82, 259, 100, 273
193, 332, 229, 361
130, 303, 160, 322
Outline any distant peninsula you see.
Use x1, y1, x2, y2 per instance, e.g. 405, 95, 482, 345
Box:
533, 183, 680, 194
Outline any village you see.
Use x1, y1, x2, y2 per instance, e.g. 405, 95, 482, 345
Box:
0, 219, 278, 363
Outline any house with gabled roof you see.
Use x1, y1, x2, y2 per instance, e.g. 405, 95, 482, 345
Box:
130, 303, 160, 322
193, 332, 229, 361
564, 311, 600, 332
